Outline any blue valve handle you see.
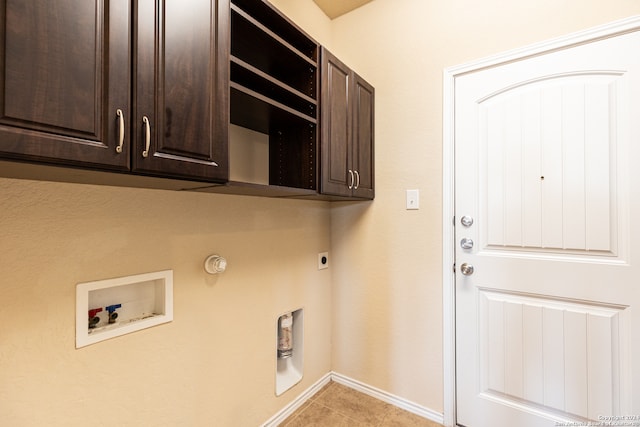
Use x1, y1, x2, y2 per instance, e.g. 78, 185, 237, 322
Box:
105, 304, 122, 324
105, 304, 122, 314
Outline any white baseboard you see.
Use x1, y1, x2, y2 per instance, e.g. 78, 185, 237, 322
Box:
261, 371, 444, 426
261, 372, 332, 427
331, 372, 444, 425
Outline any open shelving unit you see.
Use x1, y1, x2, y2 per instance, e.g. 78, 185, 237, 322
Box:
226, 0, 319, 195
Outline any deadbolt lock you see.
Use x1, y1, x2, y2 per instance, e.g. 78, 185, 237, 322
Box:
460, 238, 474, 250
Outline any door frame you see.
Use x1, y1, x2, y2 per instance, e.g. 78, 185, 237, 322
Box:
441, 15, 640, 427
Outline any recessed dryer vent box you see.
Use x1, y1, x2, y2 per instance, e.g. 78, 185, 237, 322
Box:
76, 270, 173, 348
275, 308, 303, 396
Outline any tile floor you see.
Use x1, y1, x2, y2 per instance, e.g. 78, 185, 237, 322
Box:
280, 381, 444, 427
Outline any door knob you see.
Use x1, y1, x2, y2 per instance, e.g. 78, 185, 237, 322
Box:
460, 238, 474, 249
460, 263, 474, 276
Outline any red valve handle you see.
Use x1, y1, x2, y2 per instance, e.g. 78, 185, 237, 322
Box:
88, 308, 103, 318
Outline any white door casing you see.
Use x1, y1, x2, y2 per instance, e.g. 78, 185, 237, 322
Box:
443, 16, 640, 427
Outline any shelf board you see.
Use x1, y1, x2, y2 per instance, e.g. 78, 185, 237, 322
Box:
231, 9, 318, 100
231, 56, 316, 106
192, 181, 319, 198
231, 0, 318, 61
231, 5, 316, 68
231, 57, 316, 122
230, 82, 316, 135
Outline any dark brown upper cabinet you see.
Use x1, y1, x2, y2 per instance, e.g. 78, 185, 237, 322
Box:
0, 0, 373, 200
320, 47, 374, 200
0, 0, 229, 183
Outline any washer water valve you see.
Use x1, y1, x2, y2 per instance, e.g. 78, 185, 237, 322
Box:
204, 255, 227, 274
105, 304, 122, 324
88, 308, 103, 329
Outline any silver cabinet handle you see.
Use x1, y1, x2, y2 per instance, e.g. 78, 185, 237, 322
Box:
348, 169, 354, 189
115, 109, 124, 153
142, 116, 150, 158
460, 263, 474, 276
354, 170, 360, 189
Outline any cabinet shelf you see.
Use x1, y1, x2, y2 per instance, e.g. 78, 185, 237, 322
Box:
230, 83, 316, 190
228, 0, 319, 193
231, 56, 316, 120
230, 83, 316, 133
231, 6, 316, 99
194, 181, 319, 198
231, 0, 317, 61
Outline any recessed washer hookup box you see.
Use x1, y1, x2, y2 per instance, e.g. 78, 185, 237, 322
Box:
76, 270, 173, 348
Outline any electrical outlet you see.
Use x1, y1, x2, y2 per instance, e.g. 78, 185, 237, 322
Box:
318, 252, 329, 270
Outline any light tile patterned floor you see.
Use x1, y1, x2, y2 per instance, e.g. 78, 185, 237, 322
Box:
280, 381, 443, 427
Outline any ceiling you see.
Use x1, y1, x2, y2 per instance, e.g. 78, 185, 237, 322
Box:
312, 0, 374, 19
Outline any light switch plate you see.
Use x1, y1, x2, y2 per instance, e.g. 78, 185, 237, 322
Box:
406, 189, 419, 210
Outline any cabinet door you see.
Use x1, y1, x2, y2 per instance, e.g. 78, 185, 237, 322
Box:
0, 0, 131, 169
321, 47, 375, 199
351, 73, 374, 199
320, 48, 352, 197
134, 0, 229, 182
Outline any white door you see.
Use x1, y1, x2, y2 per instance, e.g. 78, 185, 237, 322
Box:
455, 28, 640, 426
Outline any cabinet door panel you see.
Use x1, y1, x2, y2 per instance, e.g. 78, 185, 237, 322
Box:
352, 73, 374, 199
134, 0, 229, 182
0, 0, 130, 169
321, 48, 351, 197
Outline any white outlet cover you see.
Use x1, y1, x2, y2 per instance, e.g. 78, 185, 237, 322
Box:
318, 252, 329, 270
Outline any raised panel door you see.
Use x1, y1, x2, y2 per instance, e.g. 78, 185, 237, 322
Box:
351, 73, 374, 200
133, 0, 229, 182
0, 0, 131, 169
455, 28, 640, 426
320, 47, 351, 197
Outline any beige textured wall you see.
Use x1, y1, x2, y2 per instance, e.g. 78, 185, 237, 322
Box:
0, 2, 332, 425
0, 176, 331, 426
323, 0, 640, 415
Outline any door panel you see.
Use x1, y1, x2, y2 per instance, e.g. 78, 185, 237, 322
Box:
5, 0, 97, 135
455, 29, 639, 426
479, 289, 625, 420
162, 1, 214, 159
134, 0, 228, 181
352, 73, 375, 199
481, 74, 619, 255
321, 47, 351, 197
0, 0, 130, 169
